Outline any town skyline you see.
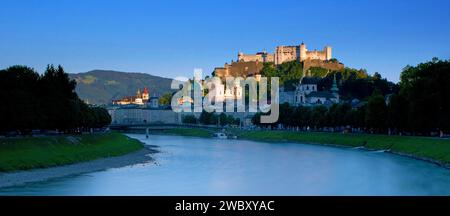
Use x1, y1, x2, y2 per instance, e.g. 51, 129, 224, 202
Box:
2, 0, 450, 201
1, 0, 450, 83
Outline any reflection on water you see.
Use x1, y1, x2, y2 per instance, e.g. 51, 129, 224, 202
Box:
1, 134, 450, 195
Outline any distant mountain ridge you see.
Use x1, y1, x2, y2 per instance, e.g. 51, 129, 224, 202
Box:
69, 70, 173, 105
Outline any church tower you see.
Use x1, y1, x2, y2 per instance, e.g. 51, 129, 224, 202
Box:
331, 74, 339, 102
136, 89, 141, 98
142, 87, 150, 100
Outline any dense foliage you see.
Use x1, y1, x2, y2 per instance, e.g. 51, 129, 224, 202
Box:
158, 92, 173, 106
253, 58, 450, 136
394, 58, 450, 134
260, 61, 397, 100
182, 111, 240, 126
0, 65, 111, 134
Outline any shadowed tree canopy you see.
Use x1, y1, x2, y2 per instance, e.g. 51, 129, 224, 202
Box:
0, 65, 111, 134
260, 61, 397, 99
252, 58, 450, 136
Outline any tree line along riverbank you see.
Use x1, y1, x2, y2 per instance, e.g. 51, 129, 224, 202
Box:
158, 128, 450, 167
0, 132, 144, 172
0, 65, 111, 135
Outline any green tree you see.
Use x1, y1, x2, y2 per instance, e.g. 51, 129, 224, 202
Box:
182, 115, 198, 124
398, 58, 450, 134
311, 106, 328, 129
0, 66, 41, 133
0, 65, 112, 134
365, 90, 388, 133
159, 92, 173, 106
387, 93, 408, 133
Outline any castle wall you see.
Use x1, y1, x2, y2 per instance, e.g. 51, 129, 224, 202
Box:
238, 53, 274, 63
214, 61, 264, 78
304, 50, 328, 61
275, 46, 300, 64
214, 67, 228, 77
303, 59, 344, 72
273, 45, 332, 65
238, 54, 263, 62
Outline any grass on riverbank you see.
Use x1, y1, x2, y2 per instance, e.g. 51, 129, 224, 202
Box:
240, 131, 450, 163
0, 132, 144, 172
162, 128, 450, 164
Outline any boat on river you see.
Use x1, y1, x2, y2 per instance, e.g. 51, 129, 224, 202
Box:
212, 132, 227, 139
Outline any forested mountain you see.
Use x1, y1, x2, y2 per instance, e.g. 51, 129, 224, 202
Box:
69, 70, 173, 104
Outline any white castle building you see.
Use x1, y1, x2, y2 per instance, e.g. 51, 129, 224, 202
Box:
238, 42, 332, 65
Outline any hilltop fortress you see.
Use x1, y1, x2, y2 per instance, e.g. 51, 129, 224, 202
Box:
238, 42, 332, 64
214, 42, 344, 78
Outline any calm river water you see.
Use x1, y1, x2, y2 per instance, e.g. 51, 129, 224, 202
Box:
1, 134, 450, 195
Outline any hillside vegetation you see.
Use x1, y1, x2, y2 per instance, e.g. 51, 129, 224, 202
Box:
260, 61, 397, 100
69, 70, 174, 104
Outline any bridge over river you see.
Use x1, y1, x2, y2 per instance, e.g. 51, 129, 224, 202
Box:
109, 123, 220, 133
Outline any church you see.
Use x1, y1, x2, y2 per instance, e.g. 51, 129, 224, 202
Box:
281, 75, 340, 107
112, 87, 150, 106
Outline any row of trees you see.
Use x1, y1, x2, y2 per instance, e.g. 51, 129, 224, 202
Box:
0, 65, 111, 134
182, 111, 240, 126
391, 58, 450, 134
252, 91, 385, 133
253, 58, 450, 136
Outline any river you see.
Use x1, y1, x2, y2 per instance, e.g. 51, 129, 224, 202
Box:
1, 134, 450, 195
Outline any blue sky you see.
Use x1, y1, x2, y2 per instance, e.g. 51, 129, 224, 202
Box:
1, 0, 449, 82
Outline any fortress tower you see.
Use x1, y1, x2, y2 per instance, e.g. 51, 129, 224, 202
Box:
300, 42, 307, 61
274, 46, 284, 65
325, 46, 332, 60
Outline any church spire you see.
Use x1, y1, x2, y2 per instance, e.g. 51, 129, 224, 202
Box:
331, 74, 339, 93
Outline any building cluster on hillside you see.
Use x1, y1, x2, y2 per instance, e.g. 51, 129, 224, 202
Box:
109, 42, 347, 125
211, 42, 344, 107
108, 87, 176, 125
112, 87, 160, 108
